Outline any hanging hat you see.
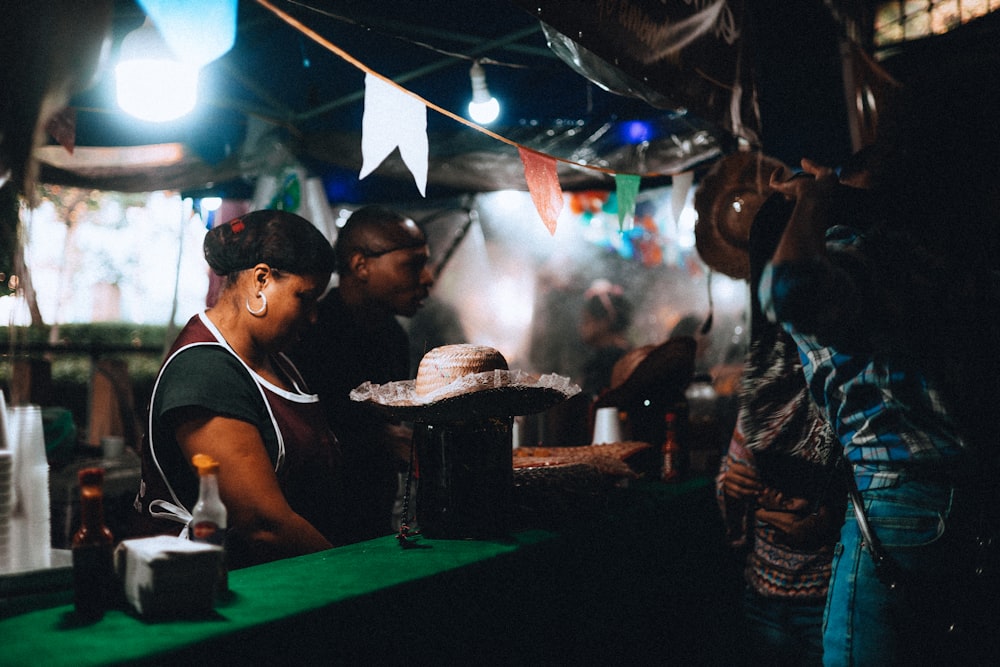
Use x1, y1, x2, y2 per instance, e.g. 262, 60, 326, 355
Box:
350, 344, 580, 423
594, 336, 696, 409
693, 151, 787, 280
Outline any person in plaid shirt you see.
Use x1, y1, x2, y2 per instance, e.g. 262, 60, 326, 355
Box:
760, 61, 1000, 667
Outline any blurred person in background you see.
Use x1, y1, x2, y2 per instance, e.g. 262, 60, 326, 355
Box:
578, 278, 633, 400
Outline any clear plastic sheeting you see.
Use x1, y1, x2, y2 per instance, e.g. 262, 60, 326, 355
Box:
540, 22, 681, 111
504, 116, 724, 177
516, 0, 761, 146
297, 112, 726, 198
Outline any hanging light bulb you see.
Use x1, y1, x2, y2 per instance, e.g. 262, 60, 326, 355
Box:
137, 0, 237, 69
467, 61, 500, 125
115, 2, 236, 123
199, 197, 223, 214
115, 18, 199, 122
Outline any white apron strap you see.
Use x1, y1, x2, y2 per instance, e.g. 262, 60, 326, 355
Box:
148, 498, 193, 539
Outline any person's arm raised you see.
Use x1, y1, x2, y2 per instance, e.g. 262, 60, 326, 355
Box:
769, 158, 841, 265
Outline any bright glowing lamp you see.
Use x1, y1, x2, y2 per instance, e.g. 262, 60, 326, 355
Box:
622, 120, 653, 144
467, 61, 500, 125
116, 1, 237, 123
137, 0, 237, 68
115, 18, 199, 122
200, 197, 223, 213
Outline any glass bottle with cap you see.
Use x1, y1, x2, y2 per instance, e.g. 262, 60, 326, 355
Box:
72, 467, 115, 619
660, 412, 682, 482
190, 454, 228, 595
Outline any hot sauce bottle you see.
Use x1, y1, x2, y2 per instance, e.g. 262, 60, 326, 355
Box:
660, 412, 681, 482
72, 467, 115, 619
190, 454, 228, 596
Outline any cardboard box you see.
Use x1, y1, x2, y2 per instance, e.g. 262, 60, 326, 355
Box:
114, 535, 222, 618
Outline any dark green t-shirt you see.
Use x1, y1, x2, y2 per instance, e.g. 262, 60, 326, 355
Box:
149, 343, 278, 512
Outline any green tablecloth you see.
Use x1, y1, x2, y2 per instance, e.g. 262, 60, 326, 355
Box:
1, 478, 744, 666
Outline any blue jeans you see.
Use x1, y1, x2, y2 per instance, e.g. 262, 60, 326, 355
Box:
743, 587, 825, 666
822, 479, 990, 666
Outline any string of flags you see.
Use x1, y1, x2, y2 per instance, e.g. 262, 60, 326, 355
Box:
258, 0, 674, 236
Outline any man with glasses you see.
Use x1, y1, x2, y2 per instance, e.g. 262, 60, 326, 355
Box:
290, 205, 434, 544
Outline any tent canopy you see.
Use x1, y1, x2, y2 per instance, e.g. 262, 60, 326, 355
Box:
39, 0, 735, 201
28, 0, 998, 204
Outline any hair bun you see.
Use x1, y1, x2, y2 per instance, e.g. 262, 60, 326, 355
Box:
202, 209, 336, 277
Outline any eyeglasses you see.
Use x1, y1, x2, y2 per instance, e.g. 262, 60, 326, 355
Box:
352, 244, 424, 259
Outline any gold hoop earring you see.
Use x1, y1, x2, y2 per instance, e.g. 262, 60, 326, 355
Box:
246, 291, 267, 316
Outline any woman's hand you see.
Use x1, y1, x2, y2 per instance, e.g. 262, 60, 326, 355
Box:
756, 486, 806, 512
755, 500, 838, 549
720, 458, 763, 500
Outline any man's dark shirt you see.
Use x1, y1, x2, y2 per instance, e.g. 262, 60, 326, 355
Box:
289, 288, 410, 543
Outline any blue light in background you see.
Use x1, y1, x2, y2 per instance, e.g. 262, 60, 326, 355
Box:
621, 120, 653, 144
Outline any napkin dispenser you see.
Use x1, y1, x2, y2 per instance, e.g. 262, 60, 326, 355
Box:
114, 535, 222, 618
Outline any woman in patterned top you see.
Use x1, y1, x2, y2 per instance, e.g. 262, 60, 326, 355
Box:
704, 161, 845, 666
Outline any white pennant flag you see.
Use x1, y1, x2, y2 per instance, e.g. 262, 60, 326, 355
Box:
359, 73, 428, 196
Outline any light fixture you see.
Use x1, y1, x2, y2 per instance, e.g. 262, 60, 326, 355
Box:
137, 0, 237, 69
199, 197, 223, 213
115, 18, 199, 122
621, 120, 653, 144
467, 61, 500, 125
115, 1, 237, 123
197, 196, 223, 228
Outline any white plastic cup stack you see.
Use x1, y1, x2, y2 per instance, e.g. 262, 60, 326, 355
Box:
0, 449, 12, 573
0, 391, 13, 572
8, 404, 51, 572
591, 406, 623, 445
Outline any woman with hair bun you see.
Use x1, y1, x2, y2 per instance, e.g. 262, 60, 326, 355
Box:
136, 209, 343, 568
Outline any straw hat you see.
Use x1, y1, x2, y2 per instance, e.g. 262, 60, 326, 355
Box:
350, 344, 580, 423
693, 151, 787, 280
594, 336, 696, 409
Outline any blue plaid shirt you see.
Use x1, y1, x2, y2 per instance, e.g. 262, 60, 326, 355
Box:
759, 226, 965, 490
